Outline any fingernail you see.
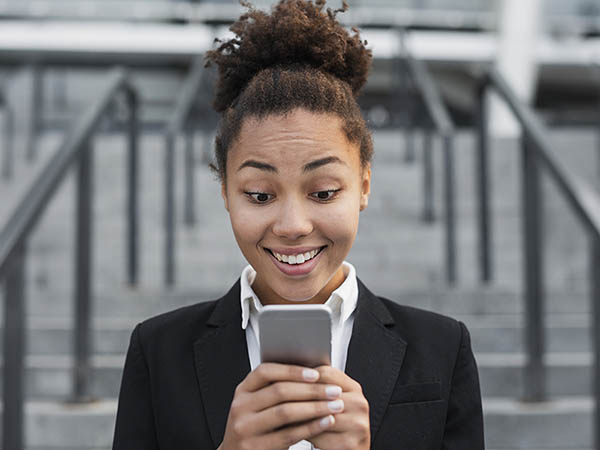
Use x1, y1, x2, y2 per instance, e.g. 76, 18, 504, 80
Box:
302, 368, 319, 381
327, 399, 344, 412
325, 385, 342, 399
320, 415, 335, 428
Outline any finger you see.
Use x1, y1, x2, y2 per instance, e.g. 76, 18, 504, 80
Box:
240, 363, 320, 393
309, 410, 371, 448
312, 409, 370, 433
336, 391, 370, 415
308, 430, 342, 450
309, 429, 367, 450
306, 392, 371, 445
248, 399, 344, 434
261, 414, 336, 449
315, 366, 362, 392
251, 381, 343, 412
308, 420, 368, 449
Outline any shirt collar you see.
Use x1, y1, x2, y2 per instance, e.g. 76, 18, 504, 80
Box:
240, 261, 358, 330
240, 265, 259, 330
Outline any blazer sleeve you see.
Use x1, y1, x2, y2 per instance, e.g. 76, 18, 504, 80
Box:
442, 321, 485, 450
112, 323, 159, 450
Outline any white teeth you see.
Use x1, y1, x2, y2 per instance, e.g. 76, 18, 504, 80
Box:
271, 247, 323, 265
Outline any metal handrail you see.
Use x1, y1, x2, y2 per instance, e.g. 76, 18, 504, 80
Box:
164, 55, 205, 286
476, 66, 600, 448
0, 67, 139, 450
400, 30, 458, 284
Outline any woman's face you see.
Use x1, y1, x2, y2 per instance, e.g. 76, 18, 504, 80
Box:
222, 108, 371, 305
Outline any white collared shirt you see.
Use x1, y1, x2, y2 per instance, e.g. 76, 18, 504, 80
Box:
240, 261, 359, 450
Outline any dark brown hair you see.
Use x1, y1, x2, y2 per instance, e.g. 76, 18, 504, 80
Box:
204, 0, 373, 182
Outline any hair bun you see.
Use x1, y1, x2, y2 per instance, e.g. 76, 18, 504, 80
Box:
205, 0, 372, 113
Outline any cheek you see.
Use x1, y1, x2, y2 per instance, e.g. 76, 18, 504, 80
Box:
227, 200, 268, 246
316, 201, 360, 245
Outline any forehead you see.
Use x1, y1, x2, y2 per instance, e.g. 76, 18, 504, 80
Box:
229, 109, 360, 170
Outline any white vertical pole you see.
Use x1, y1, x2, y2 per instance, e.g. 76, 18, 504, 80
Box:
490, 0, 543, 137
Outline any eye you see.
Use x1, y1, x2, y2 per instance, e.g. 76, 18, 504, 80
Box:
245, 192, 273, 203
310, 189, 341, 201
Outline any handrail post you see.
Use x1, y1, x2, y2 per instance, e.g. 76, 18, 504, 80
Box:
184, 123, 196, 226
179, 57, 206, 229
590, 237, 600, 450
422, 127, 435, 222
201, 132, 213, 165
3, 242, 26, 450
1, 90, 14, 180
399, 45, 416, 164
399, 28, 458, 284
521, 133, 545, 402
443, 133, 457, 284
125, 86, 139, 286
597, 61, 600, 187
404, 115, 416, 163
72, 141, 94, 402
27, 64, 43, 162
163, 55, 205, 286
476, 81, 492, 283
165, 132, 176, 286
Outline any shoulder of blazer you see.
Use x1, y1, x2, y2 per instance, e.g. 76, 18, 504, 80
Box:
356, 279, 464, 355
362, 291, 469, 397
380, 296, 461, 333
134, 279, 242, 351
379, 296, 463, 348
356, 279, 462, 340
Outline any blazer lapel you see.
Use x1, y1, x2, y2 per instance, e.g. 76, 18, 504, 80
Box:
345, 279, 407, 443
193, 280, 251, 448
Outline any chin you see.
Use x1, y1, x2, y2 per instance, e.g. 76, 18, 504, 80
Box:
275, 283, 321, 303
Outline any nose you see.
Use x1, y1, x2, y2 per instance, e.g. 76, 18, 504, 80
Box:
272, 195, 313, 240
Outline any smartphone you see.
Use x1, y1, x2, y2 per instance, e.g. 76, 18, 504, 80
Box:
258, 305, 332, 368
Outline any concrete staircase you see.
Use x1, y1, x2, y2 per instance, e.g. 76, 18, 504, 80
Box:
1, 122, 599, 448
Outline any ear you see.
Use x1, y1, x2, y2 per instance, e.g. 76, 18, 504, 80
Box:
359, 165, 371, 211
221, 181, 229, 211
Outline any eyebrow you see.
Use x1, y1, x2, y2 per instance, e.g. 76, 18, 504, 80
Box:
302, 156, 346, 173
237, 156, 346, 174
237, 160, 277, 173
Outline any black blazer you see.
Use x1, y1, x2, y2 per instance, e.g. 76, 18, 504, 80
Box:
112, 278, 484, 449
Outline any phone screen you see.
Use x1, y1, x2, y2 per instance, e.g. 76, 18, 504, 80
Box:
258, 305, 332, 368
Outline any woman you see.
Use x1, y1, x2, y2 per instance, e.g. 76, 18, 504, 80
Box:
112, 1, 484, 449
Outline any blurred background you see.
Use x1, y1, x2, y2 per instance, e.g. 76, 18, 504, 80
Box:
1, 0, 600, 448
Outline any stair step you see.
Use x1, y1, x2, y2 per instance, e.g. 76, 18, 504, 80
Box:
7, 285, 594, 323
2, 313, 593, 355
0, 352, 595, 399
0, 396, 591, 449
3, 399, 117, 449
483, 396, 592, 449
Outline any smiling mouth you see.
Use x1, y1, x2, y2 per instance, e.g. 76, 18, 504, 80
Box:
265, 246, 326, 265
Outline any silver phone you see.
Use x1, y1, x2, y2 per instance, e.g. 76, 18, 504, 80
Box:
258, 305, 332, 368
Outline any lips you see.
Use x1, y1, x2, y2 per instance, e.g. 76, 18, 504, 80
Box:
264, 245, 326, 276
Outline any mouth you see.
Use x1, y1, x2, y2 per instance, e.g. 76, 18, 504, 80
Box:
265, 246, 326, 265
263, 246, 327, 276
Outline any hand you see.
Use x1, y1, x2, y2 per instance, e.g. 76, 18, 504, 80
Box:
308, 366, 370, 450
218, 363, 345, 450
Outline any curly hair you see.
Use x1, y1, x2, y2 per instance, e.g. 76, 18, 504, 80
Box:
204, 0, 373, 182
